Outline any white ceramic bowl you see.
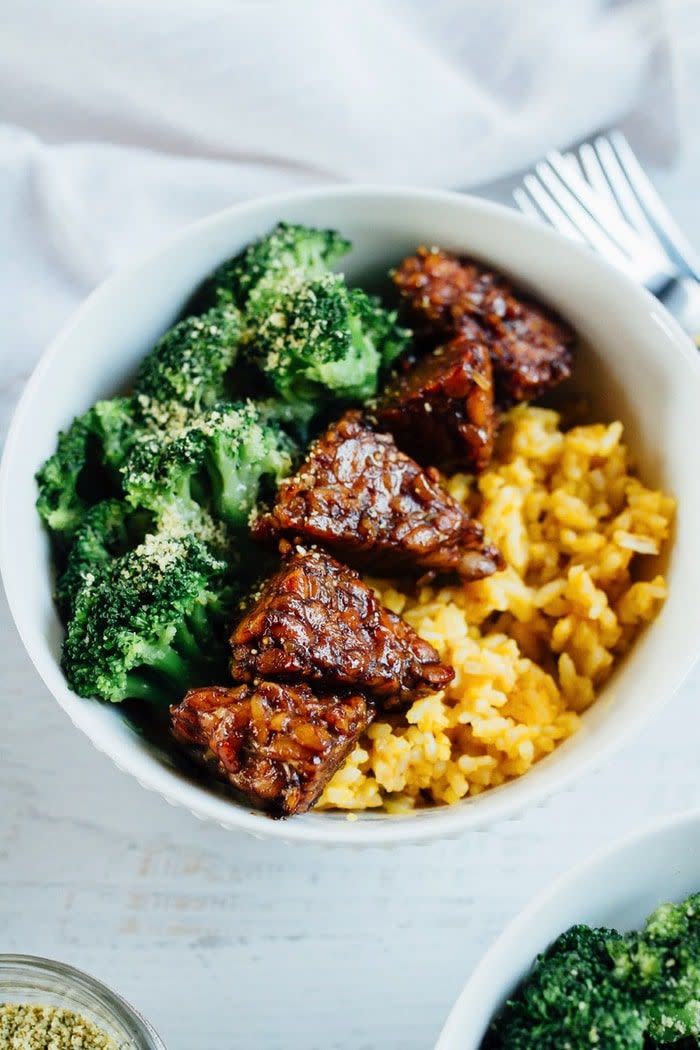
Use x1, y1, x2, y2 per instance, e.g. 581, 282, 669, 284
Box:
435, 808, 700, 1048
2, 186, 700, 846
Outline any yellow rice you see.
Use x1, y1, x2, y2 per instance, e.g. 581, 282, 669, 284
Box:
319, 405, 674, 814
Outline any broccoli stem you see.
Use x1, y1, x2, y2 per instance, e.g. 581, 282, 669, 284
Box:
123, 673, 175, 706
187, 602, 215, 645
125, 628, 227, 705
126, 644, 199, 705
151, 643, 193, 684
207, 445, 247, 526
173, 619, 208, 664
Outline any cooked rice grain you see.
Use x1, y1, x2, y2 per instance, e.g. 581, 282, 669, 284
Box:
319, 406, 674, 813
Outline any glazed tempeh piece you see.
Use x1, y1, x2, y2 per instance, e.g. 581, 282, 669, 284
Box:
252, 411, 503, 581
230, 545, 453, 707
171, 681, 371, 817
376, 327, 496, 473
392, 246, 574, 403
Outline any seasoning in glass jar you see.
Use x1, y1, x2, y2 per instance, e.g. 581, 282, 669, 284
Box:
0, 956, 166, 1050
1, 1002, 116, 1048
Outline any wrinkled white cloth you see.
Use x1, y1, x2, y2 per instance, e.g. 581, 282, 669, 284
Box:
1, 0, 665, 185
0, 0, 684, 408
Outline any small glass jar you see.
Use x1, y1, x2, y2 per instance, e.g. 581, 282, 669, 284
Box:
0, 955, 166, 1049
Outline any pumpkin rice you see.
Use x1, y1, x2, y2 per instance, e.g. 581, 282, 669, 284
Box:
319, 405, 674, 813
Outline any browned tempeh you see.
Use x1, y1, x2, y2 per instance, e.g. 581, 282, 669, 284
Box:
377, 327, 496, 473
252, 411, 503, 581
392, 246, 574, 403
171, 681, 372, 817
230, 545, 453, 708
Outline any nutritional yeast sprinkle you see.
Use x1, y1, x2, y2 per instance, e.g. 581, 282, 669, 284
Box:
0, 1003, 117, 1049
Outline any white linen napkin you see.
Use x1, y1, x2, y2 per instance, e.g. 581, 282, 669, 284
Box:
0, 0, 677, 409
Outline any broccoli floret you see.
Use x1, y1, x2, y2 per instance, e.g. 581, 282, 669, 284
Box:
486, 900, 700, 1049
62, 528, 237, 704
93, 398, 138, 469
486, 926, 647, 1049
197, 222, 351, 309
244, 271, 410, 413
36, 397, 138, 539
122, 401, 295, 528
55, 499, 153, 622
609, 897, 700, 1046
133, 304, 242, 412
252, 396, 318, 446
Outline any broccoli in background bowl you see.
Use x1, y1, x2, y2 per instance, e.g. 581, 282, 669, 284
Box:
485, 894, 700, 1049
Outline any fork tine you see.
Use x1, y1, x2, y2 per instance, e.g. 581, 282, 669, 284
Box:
543, 152, 652, 259
512, 188, 540, 221
578, 142, 618, 208
593, 136, 665, 251
561, 151, 600, 196
561, 151, 584, 179
606, 131, 700, 279
516, 180, 586, 243
533, 161, 638, 270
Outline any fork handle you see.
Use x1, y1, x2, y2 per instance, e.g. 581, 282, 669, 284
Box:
658, 276, 700, 346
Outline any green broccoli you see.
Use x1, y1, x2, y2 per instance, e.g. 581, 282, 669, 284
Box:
251, 396, 319, 446
121, 401, 295, 528
36, 397, 138, 539
244, 271, 410, 414
608, 896, 700, 1046
196, 222, 351, 309
62, 528, 237, 704
133, 304, 243, 412
486, 926, 648, 1049
55, 499, 152, 621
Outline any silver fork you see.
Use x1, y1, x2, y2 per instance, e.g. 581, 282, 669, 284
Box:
514, 131, 700, 342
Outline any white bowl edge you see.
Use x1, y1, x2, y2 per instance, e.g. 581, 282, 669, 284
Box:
435, 807, 700, 1048
2, 184, 700, 846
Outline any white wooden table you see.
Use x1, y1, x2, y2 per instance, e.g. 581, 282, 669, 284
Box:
2, 159, 700, 1050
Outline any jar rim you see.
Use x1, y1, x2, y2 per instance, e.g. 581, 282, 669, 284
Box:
0, 954, 166, 1049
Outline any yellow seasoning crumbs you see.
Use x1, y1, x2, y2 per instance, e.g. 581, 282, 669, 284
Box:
0, 1003, 118, 1049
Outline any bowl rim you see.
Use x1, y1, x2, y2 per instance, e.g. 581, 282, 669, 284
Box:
3, 182, 700, 846
434, 806, 700, 1048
